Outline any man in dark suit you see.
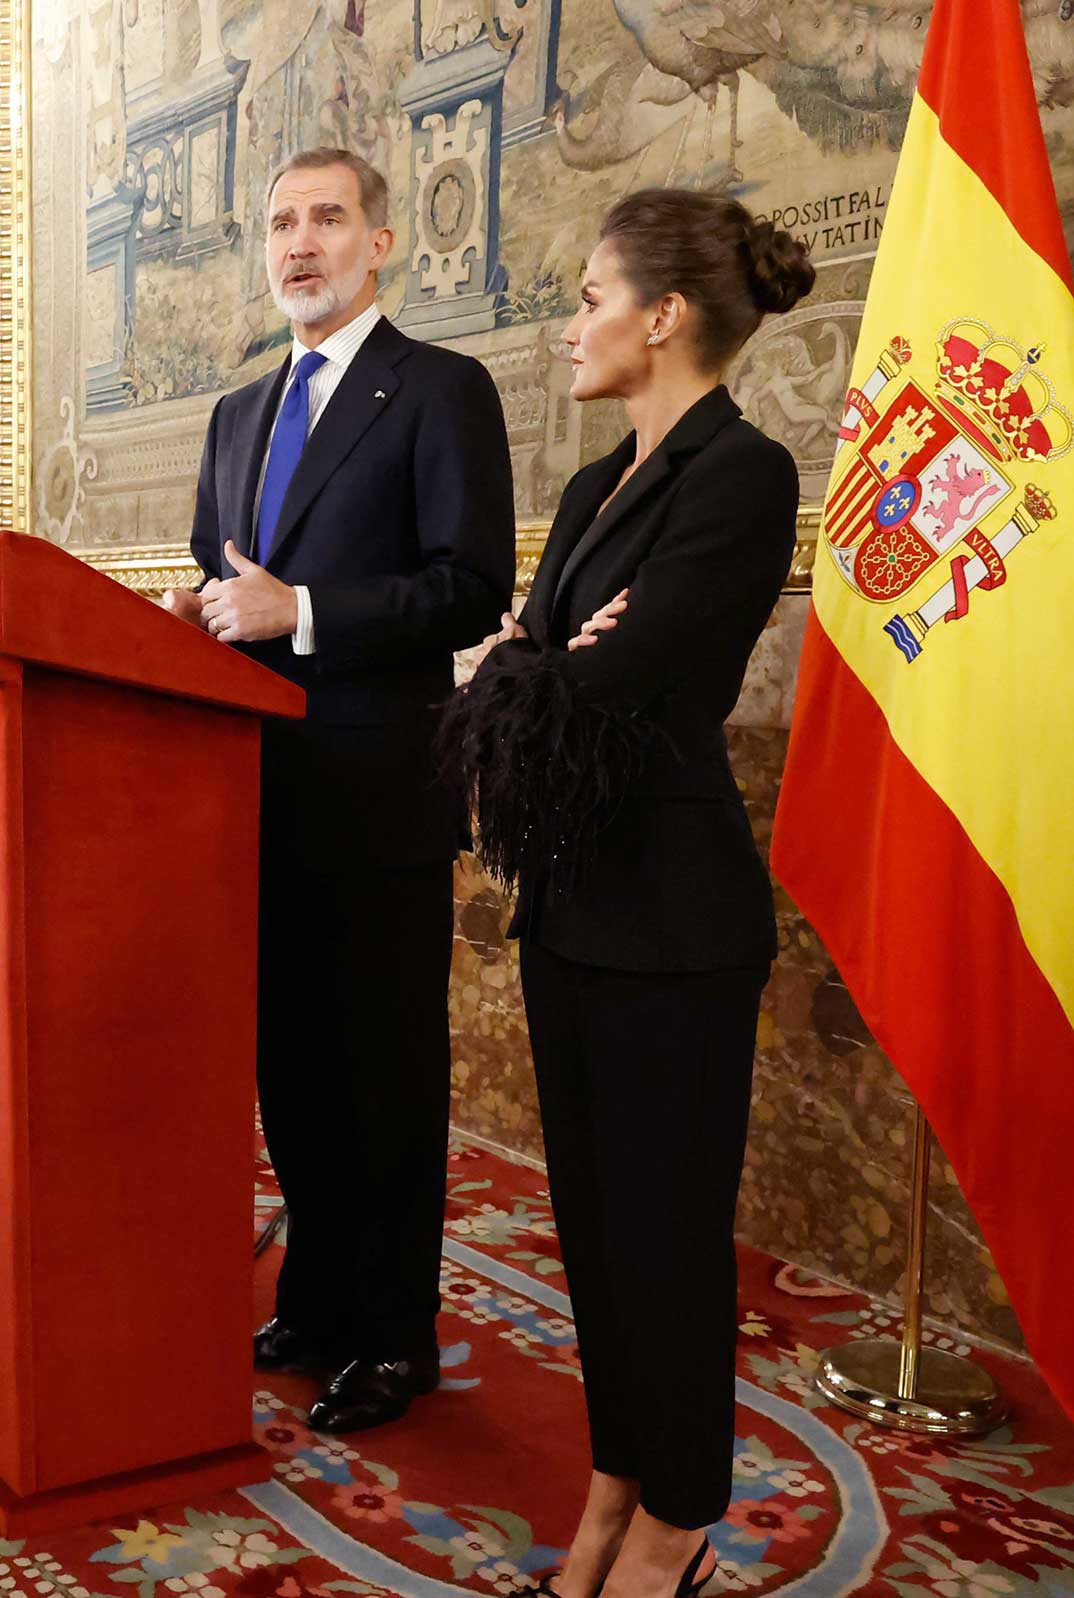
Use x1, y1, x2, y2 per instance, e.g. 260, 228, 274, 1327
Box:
163, 147, 515, 1432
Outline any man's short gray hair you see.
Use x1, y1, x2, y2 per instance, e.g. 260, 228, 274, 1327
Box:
266, 147, 389, 228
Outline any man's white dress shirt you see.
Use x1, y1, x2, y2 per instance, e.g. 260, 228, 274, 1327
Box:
252, 302, 382, 655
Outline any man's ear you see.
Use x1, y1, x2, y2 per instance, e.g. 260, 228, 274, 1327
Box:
372, 226, 395, 270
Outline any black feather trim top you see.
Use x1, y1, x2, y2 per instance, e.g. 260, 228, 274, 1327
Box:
440, 640, 655, 895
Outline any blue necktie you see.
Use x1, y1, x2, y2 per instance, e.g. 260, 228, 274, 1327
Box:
254, 349, 328, 565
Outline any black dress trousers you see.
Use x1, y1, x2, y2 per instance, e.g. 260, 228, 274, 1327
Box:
256, 716, 455, 1360
520, 938, 768, 1531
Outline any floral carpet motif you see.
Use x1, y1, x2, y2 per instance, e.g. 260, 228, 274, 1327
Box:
12, 1140, 1074, 1598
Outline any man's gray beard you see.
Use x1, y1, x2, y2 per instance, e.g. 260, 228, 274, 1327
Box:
271, 278, 340, 325
269, 261, 370, 327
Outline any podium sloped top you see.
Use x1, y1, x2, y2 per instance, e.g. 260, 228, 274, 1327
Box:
0, 531, 304, 719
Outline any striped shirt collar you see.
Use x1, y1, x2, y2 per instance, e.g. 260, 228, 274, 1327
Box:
289, 302, 381, 375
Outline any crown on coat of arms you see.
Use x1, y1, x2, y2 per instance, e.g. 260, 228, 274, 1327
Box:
1025, 482, 1057, 521
934, 318, 1073, 464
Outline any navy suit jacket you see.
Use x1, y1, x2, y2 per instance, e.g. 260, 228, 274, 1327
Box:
190, 315, 516, 865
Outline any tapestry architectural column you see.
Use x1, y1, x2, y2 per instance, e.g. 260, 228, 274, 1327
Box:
396, 3, 519, 340
84, 0, 139, 412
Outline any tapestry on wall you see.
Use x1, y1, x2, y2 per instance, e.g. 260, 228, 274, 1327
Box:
30, 0, 1074, 546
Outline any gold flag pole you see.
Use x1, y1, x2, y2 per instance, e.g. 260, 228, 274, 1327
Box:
0, 0, 33, 536
815, 1102, 1008, 1434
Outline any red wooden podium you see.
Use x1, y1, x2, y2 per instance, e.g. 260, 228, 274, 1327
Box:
0, 532, 304, 1533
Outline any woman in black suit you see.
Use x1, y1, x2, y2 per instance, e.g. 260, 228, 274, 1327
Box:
445, 189, 814, 1598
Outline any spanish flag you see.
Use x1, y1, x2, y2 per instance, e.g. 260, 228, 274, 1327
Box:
771, 0, 1074, 1416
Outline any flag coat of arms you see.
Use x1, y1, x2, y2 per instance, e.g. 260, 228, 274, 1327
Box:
771, 0, 1074, 1417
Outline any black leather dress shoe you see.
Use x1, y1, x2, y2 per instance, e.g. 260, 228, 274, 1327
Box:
307, 1350, 440, 1433
253, 1317, 345, 1373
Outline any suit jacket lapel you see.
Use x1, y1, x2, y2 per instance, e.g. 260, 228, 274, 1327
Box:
264, 317, 407, 571
548, 384, 744, 631
524, 444, 632, 646
233, 359, 290, 559
550, 441, 673, 630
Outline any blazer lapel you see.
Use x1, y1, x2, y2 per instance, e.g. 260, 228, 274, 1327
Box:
548, 384, 744, 630
232, 359, 290, 559
264, 317, 407, 571
524, 445, 632, 646
550, 441, 673, 630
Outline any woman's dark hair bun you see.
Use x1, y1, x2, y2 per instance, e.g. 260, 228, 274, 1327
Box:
598, 188, 816, 365
744, 219, 816, 315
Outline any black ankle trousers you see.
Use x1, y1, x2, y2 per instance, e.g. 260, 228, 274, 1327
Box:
520, 938, 767, 1531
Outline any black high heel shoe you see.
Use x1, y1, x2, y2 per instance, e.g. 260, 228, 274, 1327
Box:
675, 1539, 716, 1597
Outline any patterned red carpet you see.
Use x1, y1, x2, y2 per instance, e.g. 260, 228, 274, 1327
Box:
11, 1139, 1074, 1598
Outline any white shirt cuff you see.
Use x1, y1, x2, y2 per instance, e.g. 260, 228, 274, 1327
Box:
291, 585, 316, 655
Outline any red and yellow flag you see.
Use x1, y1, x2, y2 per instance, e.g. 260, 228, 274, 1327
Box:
771, 0, 1074, 1414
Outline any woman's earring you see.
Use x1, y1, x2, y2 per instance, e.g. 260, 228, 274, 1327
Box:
646, 332, 660, 346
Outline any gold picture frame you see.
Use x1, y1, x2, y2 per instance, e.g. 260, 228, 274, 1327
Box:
75, 511, 820, 601
0, 0, 32, 537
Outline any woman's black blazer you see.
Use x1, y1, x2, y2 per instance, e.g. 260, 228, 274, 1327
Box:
450, 383, 799, 973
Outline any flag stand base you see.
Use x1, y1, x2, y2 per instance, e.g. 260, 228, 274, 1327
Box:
813, 1103, 1007, 1437
816, 1340, 1006, 1435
